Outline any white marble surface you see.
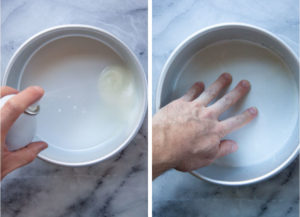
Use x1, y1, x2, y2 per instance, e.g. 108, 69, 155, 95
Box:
152, 0, 299, 217
1, 0, 147, 217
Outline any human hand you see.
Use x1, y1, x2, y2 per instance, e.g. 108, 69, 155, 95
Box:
1, 86, 48, 180
152, 73, 257, 179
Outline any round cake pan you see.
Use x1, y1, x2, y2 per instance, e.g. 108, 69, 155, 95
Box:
3, 25, 147, 166
156, 23, 299, 186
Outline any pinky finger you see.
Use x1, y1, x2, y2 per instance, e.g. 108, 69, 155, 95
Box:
219, 107, 258, 136
0, 86, 18, 97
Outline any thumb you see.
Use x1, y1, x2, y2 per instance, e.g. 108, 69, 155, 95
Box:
10, 142, 48, 169
216, 140, 238, 159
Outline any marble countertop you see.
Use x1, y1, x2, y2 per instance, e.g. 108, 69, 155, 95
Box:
1, 0, 147, 217
152, 0, 299, 217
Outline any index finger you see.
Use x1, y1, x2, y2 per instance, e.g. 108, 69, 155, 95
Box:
218, 107, 258, 137
1, 86, 44, 134
0, 86, 18, 97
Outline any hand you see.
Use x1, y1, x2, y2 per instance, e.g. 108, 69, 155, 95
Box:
1, 86, 48, 180
152, 73, 258, 179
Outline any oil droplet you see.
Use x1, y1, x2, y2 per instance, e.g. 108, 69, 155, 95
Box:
58, 108, 62, 112
73, 105, 77, 110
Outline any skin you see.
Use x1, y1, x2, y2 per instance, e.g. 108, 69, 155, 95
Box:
1, 86, 48, 180
152, 73, 258, 179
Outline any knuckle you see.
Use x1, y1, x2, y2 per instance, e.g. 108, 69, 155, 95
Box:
191, 107, 200, 117
236, 115, 244, 122
203, 109, 216, 119
216, 126, 227, 138
223, 95, 233, 106
26, 150, 37, 162
193, 101, 204, 109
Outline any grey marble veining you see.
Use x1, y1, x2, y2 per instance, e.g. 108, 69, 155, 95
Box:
1, 0, 147, 217
152, 0, 299, 217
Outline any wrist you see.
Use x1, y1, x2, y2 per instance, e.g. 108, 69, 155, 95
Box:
152, 118, 176, 179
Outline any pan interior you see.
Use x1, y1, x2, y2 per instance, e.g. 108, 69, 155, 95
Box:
162, 40, 298, 182
16, 35, 144, 164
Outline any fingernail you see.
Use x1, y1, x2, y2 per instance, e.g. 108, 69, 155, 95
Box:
37, 142, 48, 151
194, 82, 201, 87
223, 72, 231, 80
231, 143, 238, 152
241, 80, 250, 88
32, 86, 44, 94
248, 107, 257, 115
196, 82, 204, 89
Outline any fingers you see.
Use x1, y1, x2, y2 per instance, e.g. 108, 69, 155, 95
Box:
0, 86, 18, 97
216, 140, 238, 158
8, 142, 48, 171
219, 107, 258, 136
1, 86, 44, 134
209, 80, 251, 117
181, 82, 205, 101
196, 73, 232, 106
